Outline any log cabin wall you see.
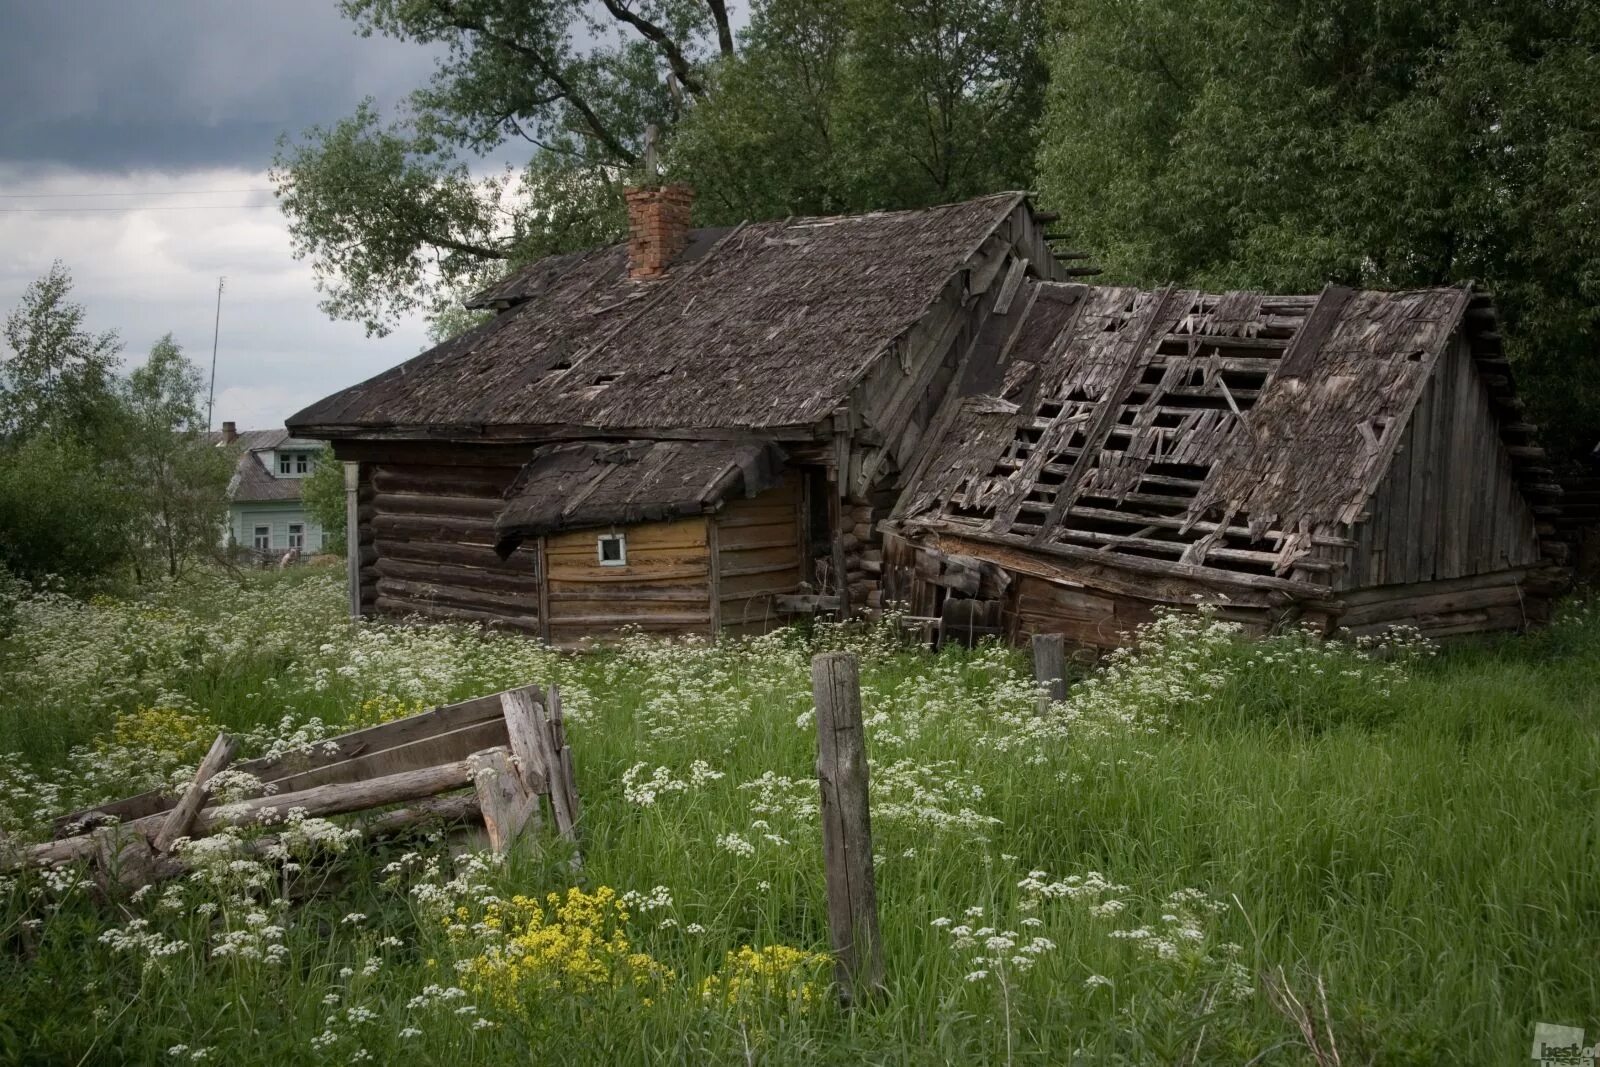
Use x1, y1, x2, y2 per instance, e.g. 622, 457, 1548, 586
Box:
544, 517, 713, 644
1346, 334, 1542, 589
713, 473, 807, 636
335, 442, 541, 631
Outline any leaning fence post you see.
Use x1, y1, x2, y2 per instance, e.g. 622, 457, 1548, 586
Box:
1031, 632, 1066, 713
811, 651, 886, 1006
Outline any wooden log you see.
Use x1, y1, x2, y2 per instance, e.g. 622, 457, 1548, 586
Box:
471, 748, 538, 855
22, 759, 480, 869
152, 733, 237, 853
54, 691, 508, 835
810, 652, 886, 1006
344, 462, 362, 619
1031, 633, 1067, 707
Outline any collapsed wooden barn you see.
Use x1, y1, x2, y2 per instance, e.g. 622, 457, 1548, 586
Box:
884, 283, 1570, 645
286, 188, 1077, 643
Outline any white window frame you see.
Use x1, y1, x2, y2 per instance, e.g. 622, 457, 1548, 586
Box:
277, 453, 291, 475
252, 525, 270, 551
597, 532, 627, 567
295, 453, 309, 474
288, 523, 305, 550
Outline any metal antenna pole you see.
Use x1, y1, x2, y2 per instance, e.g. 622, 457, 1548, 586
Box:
206, 276, 225, 430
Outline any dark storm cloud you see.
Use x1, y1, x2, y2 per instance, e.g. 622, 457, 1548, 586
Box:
0, 0, 441, 173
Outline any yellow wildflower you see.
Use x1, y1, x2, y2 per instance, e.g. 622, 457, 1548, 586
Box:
462, 887, 672, 1013
701, 944, 832, 1016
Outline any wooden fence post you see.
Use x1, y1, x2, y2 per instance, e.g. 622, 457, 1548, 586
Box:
811, 651, 886, 1006
1032, 633, 1066, 713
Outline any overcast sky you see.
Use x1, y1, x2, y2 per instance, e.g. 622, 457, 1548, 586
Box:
0, 0, 449, 430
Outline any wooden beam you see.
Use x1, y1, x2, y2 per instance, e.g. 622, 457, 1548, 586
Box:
152, 733, 237, 853
811, 652, 886, 1007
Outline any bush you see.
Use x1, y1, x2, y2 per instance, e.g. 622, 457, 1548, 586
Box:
0, 434, 132, 589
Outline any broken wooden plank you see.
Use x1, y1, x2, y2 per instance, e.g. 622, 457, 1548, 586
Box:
152, 733, 237, 854
471, 747, 538, 855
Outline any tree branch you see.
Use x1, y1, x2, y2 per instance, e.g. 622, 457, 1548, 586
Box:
705, 0, 735, 57
429, 0, 639, 165
598, 0, 707, 96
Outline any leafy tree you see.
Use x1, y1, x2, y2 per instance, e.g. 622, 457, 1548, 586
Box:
0, 434, 133, 588
273, 0, 733, 334
302, 444, 348, 555
0, 261, 123, 447
674, 0, 1044, 222
120, 336, 231, 579
1035, 0, 1600, 457
274, 0, 1044, 334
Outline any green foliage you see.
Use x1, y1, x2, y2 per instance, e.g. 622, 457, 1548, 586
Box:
275, 0, 1043, 335
301, 444, 348, 554
675, 0, 1045, 221
273, 0, 727, 334
120, 336, 231, 579
0, 268, 233, 587
1036, 0, 1600, 457
0, 261, 124, 447
0, 434, 133, 588
2, 575, 1599, 1063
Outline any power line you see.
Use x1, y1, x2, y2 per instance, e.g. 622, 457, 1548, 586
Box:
0, 188, 274, 198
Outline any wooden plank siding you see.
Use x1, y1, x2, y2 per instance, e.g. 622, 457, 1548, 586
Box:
714, 473, 806, 636
1346, 335, 1542, 589
545, 517, 712, 642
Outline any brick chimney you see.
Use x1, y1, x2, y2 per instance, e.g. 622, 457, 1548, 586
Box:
221, 420, 238, 444
623, 184, 693, 279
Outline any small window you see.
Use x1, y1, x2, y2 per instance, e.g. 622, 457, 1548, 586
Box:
597, 532, 627, 566
296, 453, 309, 474
278, 454, 291, 475
288, 523, 304, 550
252, 525, 270, 551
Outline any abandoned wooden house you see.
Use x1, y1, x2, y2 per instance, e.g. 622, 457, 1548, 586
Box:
286, 187, 1078, 644
882, 283, 1569, 646
290, 182, 1566, 648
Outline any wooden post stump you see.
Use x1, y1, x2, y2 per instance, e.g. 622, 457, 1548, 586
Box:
1032, 633, 1066, 713
811, 651, 885, 1006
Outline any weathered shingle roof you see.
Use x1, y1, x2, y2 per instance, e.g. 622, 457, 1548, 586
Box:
494, 439, 786, 553
203, 428, 317, 504
896, 281, 1540, 586
288, 193, 1026, 438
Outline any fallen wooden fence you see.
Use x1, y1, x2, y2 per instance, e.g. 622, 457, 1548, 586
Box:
12, 683, 580, 884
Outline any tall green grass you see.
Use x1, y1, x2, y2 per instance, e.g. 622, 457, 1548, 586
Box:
1, 568, 1596, 1065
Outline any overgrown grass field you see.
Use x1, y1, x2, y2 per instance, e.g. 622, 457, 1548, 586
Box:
1, 566, 1596, 1065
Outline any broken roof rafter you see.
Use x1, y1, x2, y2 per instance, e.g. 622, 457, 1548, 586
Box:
897, 279, 1539, 588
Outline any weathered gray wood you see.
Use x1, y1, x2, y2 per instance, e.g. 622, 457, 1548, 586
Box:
499, 686, 549, 797
265, 717, 514, 796
23, 758, 481, 869
532, 686, 577, 840
471, 748, 538, 855
1031, 633, 1067, 706
811, 652, 885, 1006
152, 732, 237, 853
54, 691, 507, 835
549, 687, 582, 829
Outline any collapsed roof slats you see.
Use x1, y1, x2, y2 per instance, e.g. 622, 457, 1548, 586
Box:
897, 281, 1527, 586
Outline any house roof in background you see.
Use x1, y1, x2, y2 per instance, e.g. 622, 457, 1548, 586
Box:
287, 192, 1029, 439
204, 427, 316, 504
493, 439, 787, 553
